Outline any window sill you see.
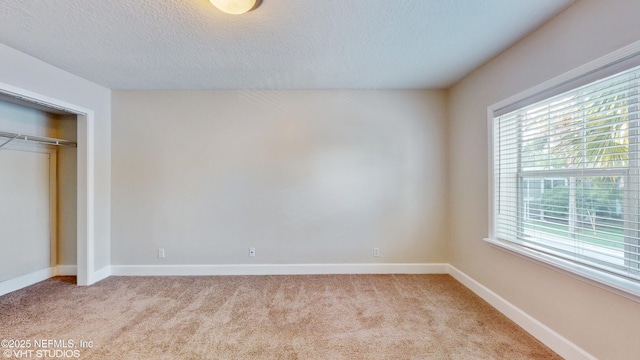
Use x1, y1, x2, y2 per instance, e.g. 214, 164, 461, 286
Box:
483, 237, 640, 304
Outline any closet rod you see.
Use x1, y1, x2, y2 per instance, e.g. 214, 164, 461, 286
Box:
0, 131, 77, 150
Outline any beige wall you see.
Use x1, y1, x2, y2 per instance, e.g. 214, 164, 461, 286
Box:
0, 149, 50, 281
56, 115, 78, 265
112, 90, 447, 265
0, 44, 112, 272
448, 0, 640, 359
0, 100, 58, 137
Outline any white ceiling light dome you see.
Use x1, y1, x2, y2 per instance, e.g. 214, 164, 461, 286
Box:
209, 0, 262, 15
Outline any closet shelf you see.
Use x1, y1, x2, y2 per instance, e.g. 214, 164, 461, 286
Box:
0, 131, 77, 149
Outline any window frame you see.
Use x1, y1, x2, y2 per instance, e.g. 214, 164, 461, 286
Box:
486, 40, 640, 303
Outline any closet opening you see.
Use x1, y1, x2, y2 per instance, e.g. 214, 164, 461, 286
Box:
0, 85, 95, 294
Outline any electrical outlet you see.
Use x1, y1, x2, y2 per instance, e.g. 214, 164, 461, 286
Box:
158, 248, 165, 258
249, 247, 256, 257
373, 247, 380, 257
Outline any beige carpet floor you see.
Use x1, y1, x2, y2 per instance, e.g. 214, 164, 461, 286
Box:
0, 275, 561, 359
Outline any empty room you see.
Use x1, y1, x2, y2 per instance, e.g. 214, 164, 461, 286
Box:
1, 0, 640, 359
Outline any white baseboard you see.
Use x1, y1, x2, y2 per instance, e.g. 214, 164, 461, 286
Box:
110, 263, 449, 276
447, 265, 596, 360
91, 265, 111, 284
56, 265, 77, 276
0, 268, 55, 296
0, 265, 79, 296
1, 263, 446, 295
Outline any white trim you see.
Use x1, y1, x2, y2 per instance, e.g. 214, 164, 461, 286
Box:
0, 268, 55, 296
76, 112, 96, 286
447, 265, 597, 360
92, 266, 111, 283
0, 83, 91, 115
490, 40, 640, 113
55, 265, 77, 276
0, 82, 96, 287
110, 263, 449, 276
49, 151, 58, 270
487, 105, 496, 240
0, 265, 78, 296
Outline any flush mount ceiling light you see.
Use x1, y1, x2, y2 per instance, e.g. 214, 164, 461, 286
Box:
209, 0, 262, 15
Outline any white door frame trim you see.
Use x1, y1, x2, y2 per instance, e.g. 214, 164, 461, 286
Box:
0, 82, 96, 286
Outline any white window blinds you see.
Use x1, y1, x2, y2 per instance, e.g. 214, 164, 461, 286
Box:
493, 63, 640, 289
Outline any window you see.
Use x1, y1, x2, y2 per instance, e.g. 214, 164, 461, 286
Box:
488, 47, 640, 299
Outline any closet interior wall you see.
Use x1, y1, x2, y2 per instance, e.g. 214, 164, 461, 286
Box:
0, 99, 77, 281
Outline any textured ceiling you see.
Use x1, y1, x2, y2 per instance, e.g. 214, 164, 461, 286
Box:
0, 0, 573, 90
